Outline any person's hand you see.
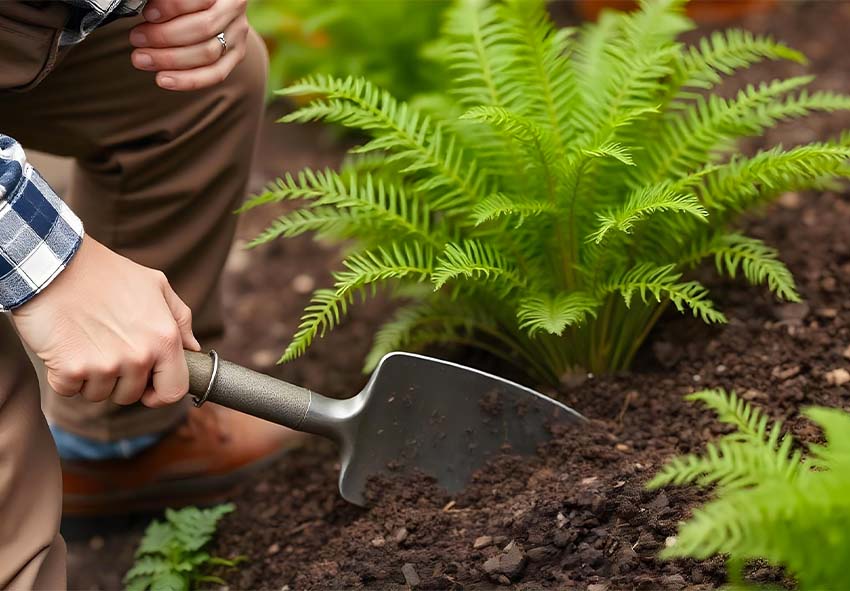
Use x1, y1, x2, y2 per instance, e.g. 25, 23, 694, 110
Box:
11, 237, 201, 408
129, 0, 249, 91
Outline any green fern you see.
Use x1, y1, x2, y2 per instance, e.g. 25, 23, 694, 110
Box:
124, 505, 240, 591
251, 0, 850, 383
649, 390, 850, 590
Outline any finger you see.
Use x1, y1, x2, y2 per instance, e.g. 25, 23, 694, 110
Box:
161, 284, 201, 351
80, 374, 118, 403
156, 38, 245, 91
132, 16, 242, 72
141, 343, 190, 408
132, 35, 224, 71
110, 360, 152, 405
131, 4, 235, 48
143, 0, 215, 23
47, 370, 84, 397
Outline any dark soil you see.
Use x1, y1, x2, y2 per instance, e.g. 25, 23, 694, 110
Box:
65, 1, 850, 589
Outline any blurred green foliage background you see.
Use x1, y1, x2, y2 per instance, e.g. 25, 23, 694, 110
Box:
248, 0, 450, 100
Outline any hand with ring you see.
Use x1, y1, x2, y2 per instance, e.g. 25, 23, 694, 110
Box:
130, 0, 249, 91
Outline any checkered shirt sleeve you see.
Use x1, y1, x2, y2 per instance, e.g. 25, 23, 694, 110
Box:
0, 135, 84, 311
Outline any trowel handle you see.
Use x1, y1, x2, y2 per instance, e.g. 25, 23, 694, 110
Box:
185, 350, 316, 433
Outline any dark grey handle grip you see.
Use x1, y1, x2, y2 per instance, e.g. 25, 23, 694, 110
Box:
185, 350, 313, 432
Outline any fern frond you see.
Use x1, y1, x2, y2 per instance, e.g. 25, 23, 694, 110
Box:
282, 289, 353, 362
333, 243, 434, 297
282, 75, 489, 212
501, 0, 577, 149
432, 240, 525, 292
685, 233, 800, 302
517, 291, 600, 335
583, 142, 635, 166
686, 388, 771, 441
600, 264, 725, 323
440, 0, 516, 109
471, 192, 556, 226
239, 168, 345, 212
642, 76, 821, 182
248, 207, 360, 245
589, 184, 707, 243
671, 29, 805, 93
692, 143, 850, 214
364, 297, 499, 371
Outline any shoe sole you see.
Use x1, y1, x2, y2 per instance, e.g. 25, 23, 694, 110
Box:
62, 441, 300, 517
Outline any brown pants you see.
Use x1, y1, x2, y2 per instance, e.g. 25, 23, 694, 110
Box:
0, 2, 267, 588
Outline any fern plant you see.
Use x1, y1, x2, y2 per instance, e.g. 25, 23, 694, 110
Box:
124, 504, 240, 591
246, 0, 850, 384
649, 389, 850, 590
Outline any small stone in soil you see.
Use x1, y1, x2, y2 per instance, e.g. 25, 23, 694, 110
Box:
587, 584, 608, 591
742, 388, 767, 400
526, 545, 558, 562
772, 365, 801, 381
370, 536, 386, 548
401, 563, 420, 587
665, 536, 677, 548
843, 344, 850, 360
556, 512, 568, 529
496, 575, 511, 586
291, 273, 316, 294
826, 368, 850, 386
393, 527, 409, 544
473, 535, 493, 549
267, 543, 280, 556
482, 540, 526, 580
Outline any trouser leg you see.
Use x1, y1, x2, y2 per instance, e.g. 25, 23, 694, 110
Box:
0, 14, 268, 440
0, 318, 65, 590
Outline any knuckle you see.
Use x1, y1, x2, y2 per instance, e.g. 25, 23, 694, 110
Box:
155, 325, 182, 349
48, 376, 76, 396
207, 40, 220, 62
96, 360, 121, 378
127, 350, 155, 371
203, 13, 218, 36
62, 363, 87, 381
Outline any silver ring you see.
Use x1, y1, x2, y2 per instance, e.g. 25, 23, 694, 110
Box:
193, 349, 219, 407
216, 32, 227, 58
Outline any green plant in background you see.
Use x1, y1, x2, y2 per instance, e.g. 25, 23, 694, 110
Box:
246, 0, 850, 385
124, 504, 240, 591
248, 0, 448, 101
649, 389, 850, 590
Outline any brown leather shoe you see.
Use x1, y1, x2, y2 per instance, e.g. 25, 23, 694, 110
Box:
61, 403, 305, 516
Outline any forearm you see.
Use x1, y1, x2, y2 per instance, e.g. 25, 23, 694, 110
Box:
0, 134, 84, 311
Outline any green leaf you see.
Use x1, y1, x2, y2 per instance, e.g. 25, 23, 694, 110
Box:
589, 184, 707, 243
471, 192, 556, 226
517, 291, 600, 335
432, 240, 525, 292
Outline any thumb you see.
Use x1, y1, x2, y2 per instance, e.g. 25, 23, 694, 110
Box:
161, 283, 201, 352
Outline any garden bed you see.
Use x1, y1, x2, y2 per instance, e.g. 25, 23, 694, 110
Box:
216, 189, 850, 590
64, 2, 850, 589
215, 4, 850, 589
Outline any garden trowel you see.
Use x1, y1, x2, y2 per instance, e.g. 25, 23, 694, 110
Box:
185, 350, 585, 506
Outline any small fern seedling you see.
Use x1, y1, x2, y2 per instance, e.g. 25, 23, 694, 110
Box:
124, 504, 241, 591
247, 0, 850, 384
649, 389, 850, 590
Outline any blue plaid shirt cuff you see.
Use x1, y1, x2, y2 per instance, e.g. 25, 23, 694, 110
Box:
1, 136, 84, 311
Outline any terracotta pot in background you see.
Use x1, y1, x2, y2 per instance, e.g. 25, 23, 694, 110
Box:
575, 0, 777, 24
